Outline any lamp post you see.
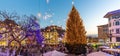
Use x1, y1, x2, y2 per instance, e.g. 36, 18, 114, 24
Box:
109, 34, 112, 42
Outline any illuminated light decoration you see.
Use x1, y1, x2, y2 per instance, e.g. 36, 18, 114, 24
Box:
20, 15, 44, 45
0, 12, 43, 47
0, 34, 2, 38
93, 44, 96, 47
35, 30, 44, 44
65, 6, 87, 44
115, 43, 118, 46
65, 5, 87, 55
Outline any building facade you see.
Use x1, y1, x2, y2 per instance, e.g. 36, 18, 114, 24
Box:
41, 25, 65, 45
87, 36, 98, 43
0, 19, 36, 46
104, 9, 120, 42
97, 24, 109, 43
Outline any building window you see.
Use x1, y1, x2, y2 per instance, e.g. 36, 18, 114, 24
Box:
109, 18, 111, 21
115, 21, 119, 25
118, 16, 120, 19
112, 15, 120, 19
112, 29, 114, 32
116, 37, 120, 42
112, 16, 115, 19
103, 29, 106, 32
109, 23, 111, 27
113, 15, 120, 19
113, 22, 114, 26
116, 29, 120, 34
110, 30, 111, 34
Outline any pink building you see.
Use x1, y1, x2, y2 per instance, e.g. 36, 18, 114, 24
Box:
104, 9, 120, 42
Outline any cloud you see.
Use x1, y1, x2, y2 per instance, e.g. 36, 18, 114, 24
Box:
50, 20, 53, 23
43, 13, 53, 20
46, 0, 49, 4
52, 24, 55, 25
37, 13, 41, 18
42, 9, 54, 20
63, 19, 66, 21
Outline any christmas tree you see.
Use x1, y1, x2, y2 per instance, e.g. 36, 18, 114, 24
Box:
65, 5, 87, 55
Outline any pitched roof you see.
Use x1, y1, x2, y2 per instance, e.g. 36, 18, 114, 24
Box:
104, 9, 120, 18
97, 24, 108, 27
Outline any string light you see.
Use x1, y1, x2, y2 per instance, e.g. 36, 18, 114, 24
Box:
65, 5, 87, 44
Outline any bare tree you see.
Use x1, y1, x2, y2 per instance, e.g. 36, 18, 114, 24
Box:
0, 11, 44, 48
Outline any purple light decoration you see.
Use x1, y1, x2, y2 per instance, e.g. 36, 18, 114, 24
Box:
19, 15, 44, 45
35, 29, 44, 44
28, 16, 44, 45
0, 34, 2, 38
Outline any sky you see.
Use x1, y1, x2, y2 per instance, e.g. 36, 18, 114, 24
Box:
0, 0, 40, 17
40, 0, 120, 35
0, 0, 120, 35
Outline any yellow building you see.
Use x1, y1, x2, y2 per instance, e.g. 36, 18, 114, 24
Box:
41, 25, 65, 45
0, 21, 8, 46
42, 31, 59, 45
0, 19, 28, 47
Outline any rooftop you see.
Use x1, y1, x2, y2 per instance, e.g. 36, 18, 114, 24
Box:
104, 9, 120, 18
97, 24, 108, 27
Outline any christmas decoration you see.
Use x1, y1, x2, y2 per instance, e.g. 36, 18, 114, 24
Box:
65, 5, 87, 55
0, 11, 44, 47
19, 15, 44, 45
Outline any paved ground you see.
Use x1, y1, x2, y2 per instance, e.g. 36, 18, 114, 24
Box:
65, 54, 86, 56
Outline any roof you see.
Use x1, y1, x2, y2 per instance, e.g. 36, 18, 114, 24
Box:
97, 24, 108, 27
104, 9, 120, 18
41, 25, 65, 32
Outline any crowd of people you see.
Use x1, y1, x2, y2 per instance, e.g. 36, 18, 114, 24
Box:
0, 44, 68, 56
0, 44, 96, 56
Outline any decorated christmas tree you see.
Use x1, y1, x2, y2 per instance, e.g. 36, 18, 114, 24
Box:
65, 5, 87, 55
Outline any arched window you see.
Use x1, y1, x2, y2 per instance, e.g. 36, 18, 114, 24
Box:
115, 21, 119, 25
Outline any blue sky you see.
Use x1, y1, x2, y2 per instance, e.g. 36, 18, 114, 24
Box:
40, 0, 120, 35
0, 0, 120, 35
0, 0, 40, 16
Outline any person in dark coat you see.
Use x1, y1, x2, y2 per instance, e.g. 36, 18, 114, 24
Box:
20, 48, 24, 56
23, 49, 28, 56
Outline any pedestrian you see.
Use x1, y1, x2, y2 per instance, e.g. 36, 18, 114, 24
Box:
23, 49, 28, 56
20, 48, 24, 56
9, 48, 13, 56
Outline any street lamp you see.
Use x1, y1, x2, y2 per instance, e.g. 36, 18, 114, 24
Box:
109, 34, 112, 42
